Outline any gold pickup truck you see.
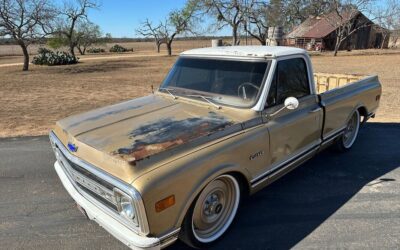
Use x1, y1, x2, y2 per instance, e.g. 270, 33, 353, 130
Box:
49, 46, 381, 249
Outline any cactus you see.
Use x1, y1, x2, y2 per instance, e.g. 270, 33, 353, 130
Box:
32, 48, 79, 66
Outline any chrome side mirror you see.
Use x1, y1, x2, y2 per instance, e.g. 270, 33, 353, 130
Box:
284, 97, 299, 110
267, 96, 299, 118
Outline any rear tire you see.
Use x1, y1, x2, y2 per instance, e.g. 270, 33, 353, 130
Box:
179, 174, 241, 249
335, 110, 360, 152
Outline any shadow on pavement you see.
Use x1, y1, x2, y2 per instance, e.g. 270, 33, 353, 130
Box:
170, 122, 400, 249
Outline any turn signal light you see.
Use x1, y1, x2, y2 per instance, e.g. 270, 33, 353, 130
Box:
155, 195, 175, 213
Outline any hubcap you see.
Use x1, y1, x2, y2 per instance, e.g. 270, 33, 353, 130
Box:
192, 175, 240, 243
343, 111, 360, 148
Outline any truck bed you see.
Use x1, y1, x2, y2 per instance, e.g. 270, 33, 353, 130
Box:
314, 73, 367, 93
314, 73, 382, 141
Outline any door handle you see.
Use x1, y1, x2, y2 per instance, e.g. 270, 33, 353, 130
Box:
309, 108, 321, 113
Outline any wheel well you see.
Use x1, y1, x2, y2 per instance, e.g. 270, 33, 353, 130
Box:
357, 106, 368, 123
228, 171, 250, 197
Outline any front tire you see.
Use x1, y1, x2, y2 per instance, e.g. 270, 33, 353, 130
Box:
335, 110, 360, 152
180, 174, 241, 248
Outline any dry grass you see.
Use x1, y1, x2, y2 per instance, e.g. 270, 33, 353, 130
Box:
0, 39, 229, 57
312, 53, 400, 122
0, 55, 177, 137
0, 51, 399, 137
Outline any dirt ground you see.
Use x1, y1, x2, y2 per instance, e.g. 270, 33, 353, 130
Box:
0, 51, 399, 137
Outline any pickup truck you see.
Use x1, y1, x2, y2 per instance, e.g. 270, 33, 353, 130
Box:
49, 46, 381, 249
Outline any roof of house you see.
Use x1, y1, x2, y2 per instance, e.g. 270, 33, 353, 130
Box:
181, 46, 307, 58
286, 10, 365, 39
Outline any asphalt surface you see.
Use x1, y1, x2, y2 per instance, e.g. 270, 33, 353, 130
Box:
0, 122, 399, 250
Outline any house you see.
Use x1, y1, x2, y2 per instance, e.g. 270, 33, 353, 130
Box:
284, 11, 389, 51
388, 30, 400, 48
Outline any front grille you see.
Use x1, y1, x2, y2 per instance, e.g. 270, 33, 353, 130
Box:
65, 155, 115, 190
56, 147, 119, 212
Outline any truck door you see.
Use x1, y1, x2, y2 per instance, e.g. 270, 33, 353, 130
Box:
253, 57, 323, 185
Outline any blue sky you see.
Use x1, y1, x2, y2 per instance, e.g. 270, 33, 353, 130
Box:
88, 0, 210, 38
80, 0, 387, 38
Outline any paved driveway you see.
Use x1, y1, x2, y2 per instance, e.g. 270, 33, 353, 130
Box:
0, 122, 399, 249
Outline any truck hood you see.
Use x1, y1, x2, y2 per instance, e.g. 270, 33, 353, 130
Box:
53, 95, 244, 183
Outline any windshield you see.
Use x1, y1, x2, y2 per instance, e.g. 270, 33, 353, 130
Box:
160, 57, 269, 108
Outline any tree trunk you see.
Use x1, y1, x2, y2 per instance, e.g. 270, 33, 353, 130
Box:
232, 26, 238, 45
77, 46, 84, 55
69, 44, 76, 58
166, 42, 172, 56
333, 36, 342, 57
156, 42, 161, 53
20, 43, 30, 71
381, 33, 388, 49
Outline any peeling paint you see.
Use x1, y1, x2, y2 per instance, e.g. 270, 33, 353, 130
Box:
115, 112, 234, 163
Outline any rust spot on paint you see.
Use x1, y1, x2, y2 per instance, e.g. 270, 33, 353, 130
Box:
115, 112, 234, 164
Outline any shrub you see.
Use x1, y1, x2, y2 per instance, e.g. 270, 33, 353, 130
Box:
109, 44, 133, 53
87, 47, 106, 53
32, 48, 79, 66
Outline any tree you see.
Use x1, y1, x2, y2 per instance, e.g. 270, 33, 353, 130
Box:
243, 1, 269, 45
0, 0, 55, 71
325, 0, 400, 56
374, 0, 400, 49
269, 0, 335, 31
76, 21, 102, 55
57, 0, 98, 57
136, 19, 164, 53
159, 4, 197, 56
139, 2, 197, 56
197, 0, 256, 45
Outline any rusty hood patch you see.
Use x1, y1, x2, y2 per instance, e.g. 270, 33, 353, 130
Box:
115, 112, 234, 162
55, 94, 240, 167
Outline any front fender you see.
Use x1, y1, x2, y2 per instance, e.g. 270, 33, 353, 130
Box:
174, 163, 251, 229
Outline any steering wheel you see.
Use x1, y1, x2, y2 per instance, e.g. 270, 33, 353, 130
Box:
237, 82, 260, 99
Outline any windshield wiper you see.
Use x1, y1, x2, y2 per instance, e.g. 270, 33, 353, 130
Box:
186, 94, 221, 109
159, 87, 177, 99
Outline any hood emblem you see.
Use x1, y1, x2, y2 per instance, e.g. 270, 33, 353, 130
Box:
67, 143, 78, 152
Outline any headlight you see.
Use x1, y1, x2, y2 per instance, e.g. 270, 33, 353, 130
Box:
114, 188, 138, 225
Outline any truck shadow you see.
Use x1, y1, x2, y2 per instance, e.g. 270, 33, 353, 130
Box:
170, 122, 400, 249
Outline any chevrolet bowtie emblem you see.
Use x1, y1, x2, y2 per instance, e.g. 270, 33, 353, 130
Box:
67, 142, 78, 152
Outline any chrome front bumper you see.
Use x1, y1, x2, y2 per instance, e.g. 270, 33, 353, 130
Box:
54, 161, 161, 250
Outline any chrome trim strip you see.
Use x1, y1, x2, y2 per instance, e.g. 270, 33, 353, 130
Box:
250, 143, 319, 186
321, 131, 343, 146
159, 228, 181, 241
251, 146, 318, 188
322, 126, 346, 142
159, 228, 180, 248
49, 131, 150, 236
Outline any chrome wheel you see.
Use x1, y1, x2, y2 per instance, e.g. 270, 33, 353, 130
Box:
191, 175, 240, 243
342, 111, 360, 148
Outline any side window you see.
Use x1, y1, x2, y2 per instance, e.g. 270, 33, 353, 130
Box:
266, 58, 310, 107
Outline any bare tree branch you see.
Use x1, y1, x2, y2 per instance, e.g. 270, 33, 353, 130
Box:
0, 0, 56, 70
56, 0, 99, 57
